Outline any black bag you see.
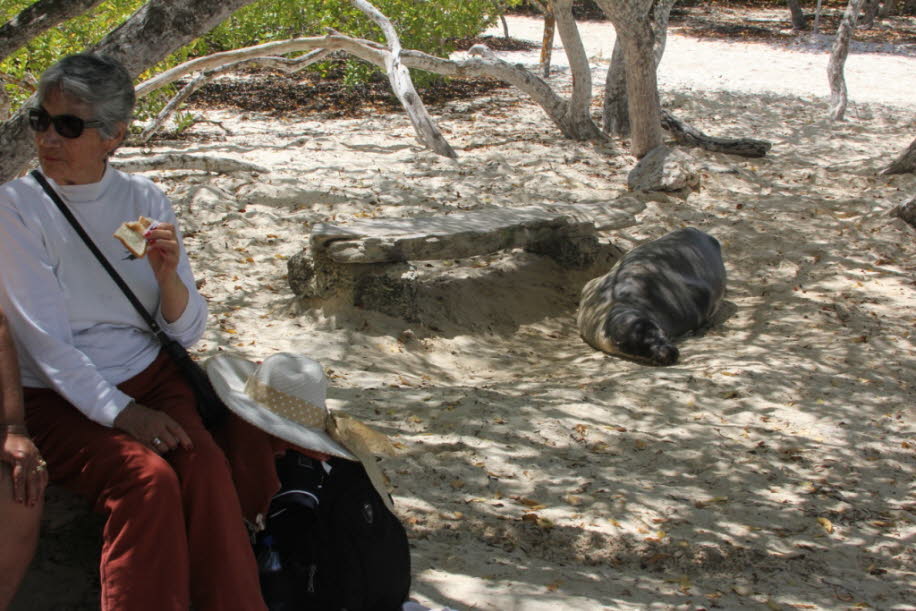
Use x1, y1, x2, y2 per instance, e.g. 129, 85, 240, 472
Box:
255, 450, 411, 611
31, 170, 229, 430
159, 338, 229, 429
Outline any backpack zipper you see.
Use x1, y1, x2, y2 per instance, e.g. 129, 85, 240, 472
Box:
307, 563, 317, 594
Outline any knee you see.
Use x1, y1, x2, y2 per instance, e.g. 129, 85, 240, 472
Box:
121, 453, 182, 509
0, 480, 42, 553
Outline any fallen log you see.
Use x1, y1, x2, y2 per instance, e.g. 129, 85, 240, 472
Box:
661, 111, 772, 158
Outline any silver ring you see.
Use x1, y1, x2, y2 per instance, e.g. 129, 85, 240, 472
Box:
152, 437, 163, 446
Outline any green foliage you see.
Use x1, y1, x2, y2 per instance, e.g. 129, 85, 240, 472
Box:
2, 0, 519, 114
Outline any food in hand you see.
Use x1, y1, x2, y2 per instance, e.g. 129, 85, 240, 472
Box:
113, 216, 157, 258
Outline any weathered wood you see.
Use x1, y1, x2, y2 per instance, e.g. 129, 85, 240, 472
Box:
112, 154, 268, 174
139, 49, 332, 142
351, 0, 456, 159
661, 111, 772, 158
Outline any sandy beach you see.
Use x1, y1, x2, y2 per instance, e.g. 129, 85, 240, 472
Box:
14, 12, 915, 611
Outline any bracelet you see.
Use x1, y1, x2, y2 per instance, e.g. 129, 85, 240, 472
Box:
1, 423, 29, 436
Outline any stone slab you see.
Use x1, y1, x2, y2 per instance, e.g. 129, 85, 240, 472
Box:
310, 205, 599, 264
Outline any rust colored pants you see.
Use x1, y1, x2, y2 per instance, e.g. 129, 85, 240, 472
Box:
24, 351, 271, 611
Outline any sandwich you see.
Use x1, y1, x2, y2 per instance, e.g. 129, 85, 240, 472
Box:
113, 216, 157, 258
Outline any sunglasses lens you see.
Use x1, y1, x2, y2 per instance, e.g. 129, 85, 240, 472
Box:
55, 115, 85, 138
28, 109, 50, 132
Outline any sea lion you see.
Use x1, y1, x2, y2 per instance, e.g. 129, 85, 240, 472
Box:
577, 227, 726, 365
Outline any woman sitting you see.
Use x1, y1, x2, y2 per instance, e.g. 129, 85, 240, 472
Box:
0, 53, 269, 611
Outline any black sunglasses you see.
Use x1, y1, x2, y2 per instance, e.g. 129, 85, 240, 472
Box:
28, 107, 104, 139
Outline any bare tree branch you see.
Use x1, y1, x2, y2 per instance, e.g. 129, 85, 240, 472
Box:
0, 0, 105, 62
350, 0, 456, 158
139, 49, 333, 143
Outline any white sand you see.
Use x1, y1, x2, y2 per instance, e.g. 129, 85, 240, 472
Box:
118, 15, 915, 610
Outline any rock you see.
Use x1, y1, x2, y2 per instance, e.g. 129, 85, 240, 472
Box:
892, 195, 916, 228
627, 146, 701, 193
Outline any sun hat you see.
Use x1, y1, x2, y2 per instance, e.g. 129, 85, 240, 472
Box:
205, 352, 398, 510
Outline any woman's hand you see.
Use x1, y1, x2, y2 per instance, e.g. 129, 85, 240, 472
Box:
144, 222, 189, 323
144, 222, 180, 286
1, 431, 47, 506
113, 401, 193, 455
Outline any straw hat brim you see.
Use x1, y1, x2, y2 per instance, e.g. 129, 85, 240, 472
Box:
206, 354, 355, 460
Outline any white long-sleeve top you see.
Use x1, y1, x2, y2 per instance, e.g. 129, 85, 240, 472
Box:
0, 165, 207, 427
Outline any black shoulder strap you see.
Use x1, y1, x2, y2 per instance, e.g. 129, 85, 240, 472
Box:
30, 169, 169, 341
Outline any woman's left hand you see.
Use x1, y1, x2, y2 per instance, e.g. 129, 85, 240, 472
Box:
144, 222, 181, 286
1, 432, 48, 506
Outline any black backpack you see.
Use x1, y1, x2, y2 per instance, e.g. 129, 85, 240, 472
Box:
255, 450, 411, 611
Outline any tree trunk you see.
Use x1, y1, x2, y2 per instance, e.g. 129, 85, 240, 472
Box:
879, 136, 916, 175
787, 0, 809, 30
828, 0, 863, 121
0, 0, 260, 183
602, 0, 674, 138
814, 0, 825, 34
861, 0, 880, 27
0, 0, 105, 62
879, 0, 897, 18
603, 40, 629, 136
595, 0, 664, 158
541, 3, 556, 78
553, 0, 603, 139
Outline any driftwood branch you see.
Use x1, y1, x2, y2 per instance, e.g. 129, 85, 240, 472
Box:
139, 49, 332, 143
661, 111, 772, 158
350, 0, 456, 158
112, 153, 268, 174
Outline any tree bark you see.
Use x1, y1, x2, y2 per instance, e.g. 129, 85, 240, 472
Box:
553, 0, 604, 140
861, 0, 880, 27
540, 3, 556, 78
814, 0, 825, 34
594, 0, 664, 158
879, 136, 916, 175
602, 0, 673, 137
603, 40, 629, 136
0, 0, 105, 62
878, 0, 897, 18
0, 0, 260, 183
787, 0, 809, 30
828, 0, 863, 121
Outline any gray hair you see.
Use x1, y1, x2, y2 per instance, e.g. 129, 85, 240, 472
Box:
37, 53, 135, 140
